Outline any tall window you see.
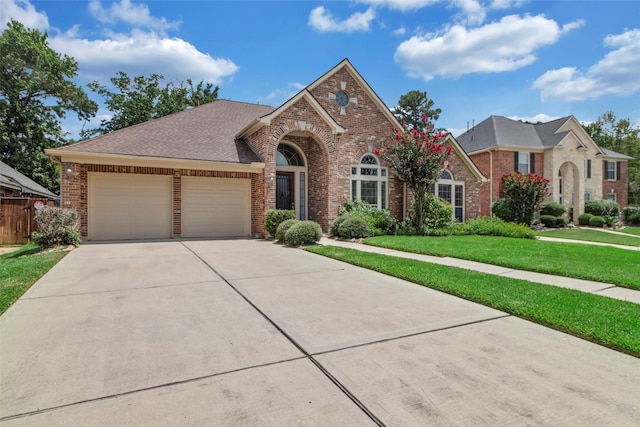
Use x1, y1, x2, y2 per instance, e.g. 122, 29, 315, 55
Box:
350, 154, 387, 209
605, 161, 616, 181
430, 170, 464, 222
558, 170, 563, 204
517, 152, 529, 173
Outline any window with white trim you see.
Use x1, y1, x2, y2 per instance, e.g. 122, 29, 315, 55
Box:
517, 152, 529, 173
606, 161, 616, 181
608, 193, 616, 201
584, 192, 591, 201
429, 170, 464, 222
350, 154, 387, 209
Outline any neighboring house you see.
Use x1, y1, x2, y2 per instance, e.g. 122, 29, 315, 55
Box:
0, 161, 58, 200
456, 115, 632, 222
46, 59, 485, 241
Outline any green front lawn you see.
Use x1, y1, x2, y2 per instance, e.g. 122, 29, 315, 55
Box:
536, 228, 640, 246
364, 235, 640, 290
307, 246, 640, 357
0, 244, 68, 315
618, 227, 640, 236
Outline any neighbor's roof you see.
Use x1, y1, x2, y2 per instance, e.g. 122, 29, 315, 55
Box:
456, 115, 571, 153
600, 148, 633, 160
54, 100, 275, 164
0, 161, 58, 199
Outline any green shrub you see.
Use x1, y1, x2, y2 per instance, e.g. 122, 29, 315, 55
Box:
491, 198, 516, 222
540, 215, 557, 228
578, 213, 593, 226
463, 216, 535, 239
329, 215, 349, 237
540, 201, 566, 217
265, 209, 296, 237
602, 199, 620, 222
283, 220, 323, 247
337, 216, 370, 239
589, 216, 606, 228
275, 219, 298, 241
585, 200, 605, 217
337, 199, 396, 235
622, 206, 640, 224
418, 193, 454, 230
32, 206, 81, 247
555, 217, 568, 228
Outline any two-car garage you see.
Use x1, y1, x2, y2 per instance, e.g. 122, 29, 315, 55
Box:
88, 173, 251, 241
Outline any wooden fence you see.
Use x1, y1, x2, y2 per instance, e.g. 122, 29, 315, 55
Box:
0, 198, 55, 245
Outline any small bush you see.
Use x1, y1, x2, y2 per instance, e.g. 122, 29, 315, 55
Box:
492, 198, 516, 222
464, 216, 535, 239
589, 216, 606, 228
419, 193, 454, 230
32, 206, 81, 247
585, 200, 605, 217
555, 217, 568, 228
337, 199, 396, 235
329, 215, 349, 237
275, 219, 298, 241
283, 220, 322, 247
337, 216, 370, 239
540, 201, 566, 217
578, 213, 594, 226
602, 199, 620, 222
622, 206, 640, 224
265, 209, 296, 237
540, 215, 557, 228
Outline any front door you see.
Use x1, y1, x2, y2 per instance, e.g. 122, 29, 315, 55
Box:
276, 172, 294, 210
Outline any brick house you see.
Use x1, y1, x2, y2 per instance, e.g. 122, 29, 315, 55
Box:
46, 59, 485, 241
456, 115, 632, 222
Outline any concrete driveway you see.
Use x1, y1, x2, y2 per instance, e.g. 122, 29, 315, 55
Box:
1, 239, 638, 425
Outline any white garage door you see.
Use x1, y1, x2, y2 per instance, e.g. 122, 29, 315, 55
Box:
182, 177, 251, 238
89, 173, 172, 240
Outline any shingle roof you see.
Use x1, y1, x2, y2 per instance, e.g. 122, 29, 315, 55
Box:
58, 100, 275, 164
601, 148, 633, 160
0, 161, 58, 199
456, 115, 571, 153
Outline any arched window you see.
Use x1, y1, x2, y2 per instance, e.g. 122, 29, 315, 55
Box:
276, 143, 304, 166
350, 154, 388, 209
430, 169, 465, 222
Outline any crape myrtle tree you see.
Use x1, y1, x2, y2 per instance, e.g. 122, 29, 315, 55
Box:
0, 20, 97, 193
501, 172, 550, 225
376, 114, 452, 230
84, 72, 219, 137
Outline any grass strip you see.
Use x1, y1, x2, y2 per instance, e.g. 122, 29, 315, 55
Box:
535, 228, 640, 246
0, 244, 67, 315
364, 235, 640, 290
306, 245, 640, 357
618, 227, 640, 236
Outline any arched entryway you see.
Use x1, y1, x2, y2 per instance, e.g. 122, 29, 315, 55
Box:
558, 161, 582, 223
275, 142, 307, 219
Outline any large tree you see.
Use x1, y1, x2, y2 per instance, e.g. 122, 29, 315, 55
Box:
392, 90, 441, 132
0, 20, 97, 193
583, 111, 640, 205
85, 72, 219, 137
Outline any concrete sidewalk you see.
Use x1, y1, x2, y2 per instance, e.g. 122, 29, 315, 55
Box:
1, 239, 639, 425
319, 237, 640, 304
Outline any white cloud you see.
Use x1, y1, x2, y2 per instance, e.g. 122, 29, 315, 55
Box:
308, 6, 376, 33
394, 14, 582, 80
88, 0, 180, 33
454, 0, 486, 26
50, 30, 238, 85
258, 83, 306, 105
394, 26, 407, 36
356, 0, 439, 12
533, 28, 640, 101
507, 113, 560, 124
0, 0, 48, 30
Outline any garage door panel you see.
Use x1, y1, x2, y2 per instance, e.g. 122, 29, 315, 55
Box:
182, 177, 250, 238
89, 174, 172, 241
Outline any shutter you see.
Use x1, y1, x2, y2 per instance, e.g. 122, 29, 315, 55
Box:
603, 161, 608, 179
587, 159, 591, 179
529, 153, 535, 174
617, 161, 621, 180
514, 152, 518, 172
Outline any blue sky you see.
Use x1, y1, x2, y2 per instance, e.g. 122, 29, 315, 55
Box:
2, 0, 639, 139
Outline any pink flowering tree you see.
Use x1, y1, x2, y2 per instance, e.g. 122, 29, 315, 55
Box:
375, 115, 452, 230
501, 172, 550, 225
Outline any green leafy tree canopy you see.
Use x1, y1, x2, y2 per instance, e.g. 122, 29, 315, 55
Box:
84, 72, 219, 137
0, 20, 97, 193
392, 90, 441, 132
